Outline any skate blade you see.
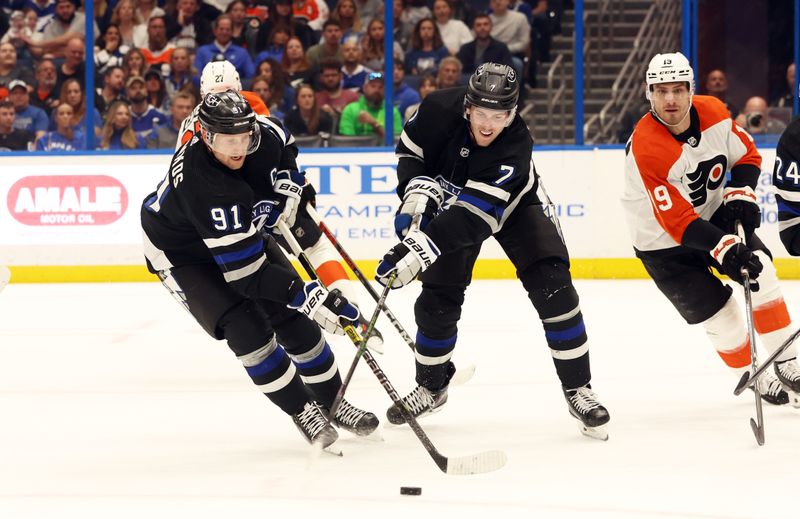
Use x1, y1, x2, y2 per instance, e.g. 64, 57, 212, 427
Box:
578, 423, 609, 441
451, 364, 476, 386
789, 391, 800, 409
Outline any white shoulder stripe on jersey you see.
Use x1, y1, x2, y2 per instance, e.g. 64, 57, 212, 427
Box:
203, 225, 257, 249
399, 131, 424, 159
775, 189, 800, 202
147, 174, 172, 213
453, 199, 500, 233
261, 116, 288, 145
222, 254, 266, 282
465, 179, 511, 202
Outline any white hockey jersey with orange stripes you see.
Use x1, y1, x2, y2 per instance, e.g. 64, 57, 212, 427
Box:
622, 95, 761, 251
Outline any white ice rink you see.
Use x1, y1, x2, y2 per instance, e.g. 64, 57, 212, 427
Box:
1, 279, 798, 519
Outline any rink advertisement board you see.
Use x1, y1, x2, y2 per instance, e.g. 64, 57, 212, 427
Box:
0, 148, 793, 281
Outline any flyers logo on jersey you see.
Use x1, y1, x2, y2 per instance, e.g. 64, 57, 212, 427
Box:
684, 155, 727, 207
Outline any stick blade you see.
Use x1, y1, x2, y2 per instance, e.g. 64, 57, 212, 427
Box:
444, 449, 508, 475
451, 363, 477, 386
750, 419, 765, 446
734, 371, 751, 396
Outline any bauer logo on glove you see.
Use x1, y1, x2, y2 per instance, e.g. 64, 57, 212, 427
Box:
287, 280, 360, 334
376, 229, 441, 289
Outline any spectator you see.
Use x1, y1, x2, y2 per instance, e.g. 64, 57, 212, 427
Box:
772, 63, 797, 109
306, 20, 344, 69
226, 1, 255, 49
392, 0, 416, 51
405, 18, 448, 75
284, 83, 334, 136
141, 16, 175, 71
292, 0, 329, 32
95, 65, 126, 115
392, 59, 420, 119
340, 37, 372, 91
95, 24, 131, 75
0, 99, 33, 151
35, 102, 85, 150
122, 47, 148, 80
54, 36, 85, 94
164, 48, 195, 104
99, 100, 146, 149
331, 0, 363, 42
18, 0, 56, 20
125, 75, 167, 133
195, 15, 255, 79
403, 73, 436, 120
281, 36, 313, 87
254, 24, 290, 66
488, 0, 529, 80
146, 90, 195, 148
456, 14, 513, 75
52, 78, 102, 133
339, 71, 402, 137
0, 42, 34, 89
528, 0, 552, 63
433, 0, 472, 55
33, 0, 99, 57
1, 10, 35, 67
436, 55, 462, 88
243, 0, 271, 23
361, 18, 404, 71
250, 74, 285, 119
109, 0, 141, 48
144, 68, 168, 112
704, 69, 738, 118
403, 0, 432, 27
8, 79, 48, 139
354, 0, 383, 29
136, 0, 166, 27
30, 58, 59, 115
255, 0, 316, 52
24, 8, 41, 34
166, 0, 213, 50
255, 57, 295, 113
735, 96, 787, 135
449, 0, 477, 28
315, 57, 358, 117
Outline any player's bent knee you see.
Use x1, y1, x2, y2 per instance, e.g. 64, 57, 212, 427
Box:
218, 299, 275, 357
520, 259, 579, 316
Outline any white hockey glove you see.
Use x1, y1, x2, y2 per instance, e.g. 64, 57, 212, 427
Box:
287, 280, 360, 335
375, 229, 440, 289
394, 176, 444, 239
270, 169, 304, 231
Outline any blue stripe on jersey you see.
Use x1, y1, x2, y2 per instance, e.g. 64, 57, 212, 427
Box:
457, 192, 505, 219
293, 343, 332, 370
545, 321, 586, 342
416, 333, 457, 349
213, 241, 263, 266
245, 347, 287, 377
778, 199, 800, 216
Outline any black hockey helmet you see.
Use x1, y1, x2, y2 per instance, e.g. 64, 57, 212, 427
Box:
465, 63, 519, 111
198, 90, 261, 156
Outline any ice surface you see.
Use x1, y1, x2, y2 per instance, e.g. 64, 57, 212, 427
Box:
0, 280, 798, 518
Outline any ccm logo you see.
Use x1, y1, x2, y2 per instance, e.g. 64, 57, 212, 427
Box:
7, 175, 128, 226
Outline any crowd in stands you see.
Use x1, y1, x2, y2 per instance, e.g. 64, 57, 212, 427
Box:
0, 0, 559, 150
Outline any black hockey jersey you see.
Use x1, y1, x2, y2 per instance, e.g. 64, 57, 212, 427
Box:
774, 116, 800, 255
394, 87, 538, 254
141, 117, 301, 303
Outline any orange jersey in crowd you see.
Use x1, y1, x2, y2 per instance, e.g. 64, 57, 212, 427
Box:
622, 95, 761, 252
177, 91, 270, 149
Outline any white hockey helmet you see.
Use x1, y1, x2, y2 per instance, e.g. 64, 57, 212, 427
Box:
200, 60, 242, 98
645, 52, 694, 100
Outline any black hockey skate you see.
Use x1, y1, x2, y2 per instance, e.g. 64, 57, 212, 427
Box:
563, 385, 610, 441
292, 402, 339, 449
752, 369, 790, 406
386, 385, 448, 425
775, 358, 800, 392
358, 315, 384, 354
329, 399, 380, 436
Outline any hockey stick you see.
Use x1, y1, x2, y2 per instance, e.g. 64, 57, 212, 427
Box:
305, 203, 476, 386
733, 326, 800, 395
537, 176, 564, 243
737, 222, 765, 446
277, 218, 506, 474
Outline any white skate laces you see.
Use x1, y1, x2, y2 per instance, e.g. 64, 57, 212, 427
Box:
757, 371, 787, 399
293, 402, 329, 440
567, 386, 603, 413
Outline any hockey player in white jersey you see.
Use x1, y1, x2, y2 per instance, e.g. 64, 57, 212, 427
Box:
623, 52, 800, 403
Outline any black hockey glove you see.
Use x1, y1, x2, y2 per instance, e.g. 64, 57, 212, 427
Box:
300, 178, 317, 208
394, 176, 444, 239
375, 229, 440, 289
722, 186, 760, 236
270, 169, 304, 229
711, 234, 763, 291
287, 280, 360, 335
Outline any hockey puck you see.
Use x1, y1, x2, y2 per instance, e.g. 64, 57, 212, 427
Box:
400, 486, 422, 496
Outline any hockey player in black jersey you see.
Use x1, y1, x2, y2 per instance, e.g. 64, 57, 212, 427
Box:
375, 63, 611, 440
140, 91, 379, 449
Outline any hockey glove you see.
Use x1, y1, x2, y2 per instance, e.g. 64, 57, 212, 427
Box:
301, 178, 317, 208
287, 280, 360, 335
271, 169, 305, 230
394, 176, 444, 239
711, 234, 763, 291
722, 186, 761, 236
375, 229, 440, 289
